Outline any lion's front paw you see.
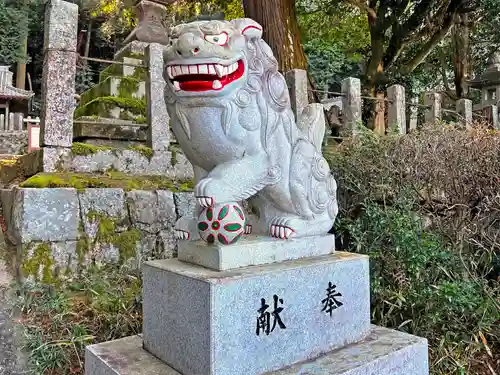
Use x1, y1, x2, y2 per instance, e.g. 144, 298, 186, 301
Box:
196, 196, 214, 208
174, 216, 200, 241
195, 177, 222, 207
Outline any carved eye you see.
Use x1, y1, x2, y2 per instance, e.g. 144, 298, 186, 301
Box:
205, 32, 228, 46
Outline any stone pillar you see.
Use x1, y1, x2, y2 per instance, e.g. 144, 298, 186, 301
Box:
8, 113, 14, 130
40, 0, 78, 149
285, 69, 308, 120
456, 98, 472, 129
341, 77, 362, 135
483, 104, 499, 129
145, 43, 170, 151
408, 97, 418, 131
493, 105, 499, 129
17, 113, 24, 131
4, 101, 9, 130
0, 114, 4, 131
39, 0, 78, 170
387, 84, 406, 134
424, 92, 442, 124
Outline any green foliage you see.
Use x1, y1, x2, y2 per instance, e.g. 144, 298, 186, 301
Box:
328, 125, 500, 374
0, 0, 27, 65
76, 64, 95, 94
296, 1, 368, 90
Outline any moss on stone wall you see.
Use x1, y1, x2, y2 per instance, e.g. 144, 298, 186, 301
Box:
87, 211, 140, 264
72, 142, 115, 156
21, 243, 55, 284
99, 61, 147, 83
168, 144, 179, 166
118, 77, 141, 99
19, 172, 194, 191
134, 116, 147, 124
127, 145, 153, 160
74, 96, 146, 119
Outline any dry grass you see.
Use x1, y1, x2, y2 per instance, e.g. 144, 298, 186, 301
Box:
16, 265, 142, 375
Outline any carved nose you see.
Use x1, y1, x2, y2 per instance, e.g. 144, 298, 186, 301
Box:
177, 33, 202, 57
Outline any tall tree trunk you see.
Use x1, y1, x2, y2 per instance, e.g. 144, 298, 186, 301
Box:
452, 13, 470, 98
365, 11, 385, 129
365, 8, 386, 94
15, 0, 29, 90
242, 0, 307, 72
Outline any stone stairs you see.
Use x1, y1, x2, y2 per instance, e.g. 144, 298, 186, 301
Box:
74, 43, 150, 148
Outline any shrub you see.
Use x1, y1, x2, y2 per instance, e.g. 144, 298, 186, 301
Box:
328, 124, 500, 374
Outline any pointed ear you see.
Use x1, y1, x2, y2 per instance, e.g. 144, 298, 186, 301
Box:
231, 18, 263, 40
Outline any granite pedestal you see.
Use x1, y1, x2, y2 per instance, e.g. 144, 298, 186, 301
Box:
178, 234, 335, 271
143, 252, 370, 375
86, 326, 429, 375
85, 242, 429, 375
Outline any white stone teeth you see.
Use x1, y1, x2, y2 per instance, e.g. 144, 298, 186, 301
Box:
208, 64, 216, 75
199, 64, 208, 74
213, 80, 222, 89
189, 65, 197, 74
227, 64, 234, 74
166, 66, 173, 79
181, 65, 189, 74
173, 81, 181, 91
215, 64, 224, 77
172, 66, 180, 77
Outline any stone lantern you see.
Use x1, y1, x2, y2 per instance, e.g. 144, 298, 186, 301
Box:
469, 50, 500, 110
122, 0, 178, 46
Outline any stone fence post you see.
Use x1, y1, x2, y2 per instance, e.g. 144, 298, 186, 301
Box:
145, 43, 170, 152
408, 97, 418, 131
456, 98, 472, 129
341, 77, 362, 136
39, 0, 78, 170
424, 92, 442, 124
483, 104, 499, 129
387, 84, 406, 134
285, 69, 308, 120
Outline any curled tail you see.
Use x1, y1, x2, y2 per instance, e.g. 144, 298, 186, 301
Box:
297, 103, 325, 152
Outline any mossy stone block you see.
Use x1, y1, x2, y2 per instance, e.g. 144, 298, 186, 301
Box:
12, 188, 80, 243
74, 96, 146, 120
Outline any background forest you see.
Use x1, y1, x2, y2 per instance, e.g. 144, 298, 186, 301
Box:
1, 0, 500, 106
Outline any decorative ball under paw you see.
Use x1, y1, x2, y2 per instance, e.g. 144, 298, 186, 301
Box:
198, 202, 246, 245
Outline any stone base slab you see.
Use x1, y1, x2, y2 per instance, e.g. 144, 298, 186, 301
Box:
178, 234, 335, 271
85, 326, 429, 375
143, 252, 370, 375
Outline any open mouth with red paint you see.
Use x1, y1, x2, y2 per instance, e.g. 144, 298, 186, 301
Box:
166, 60, 245, 92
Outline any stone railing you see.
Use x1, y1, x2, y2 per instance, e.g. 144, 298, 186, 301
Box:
285, 70, 499, 137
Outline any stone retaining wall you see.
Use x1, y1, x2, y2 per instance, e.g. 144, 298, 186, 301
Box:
0, 187, 195, 283
0, 131, 28, 155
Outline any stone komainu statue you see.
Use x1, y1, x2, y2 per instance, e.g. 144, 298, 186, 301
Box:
163, 18, 338, 240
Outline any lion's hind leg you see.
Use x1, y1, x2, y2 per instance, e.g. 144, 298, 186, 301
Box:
269, 214, 334, 239
250, 195, 334, 239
